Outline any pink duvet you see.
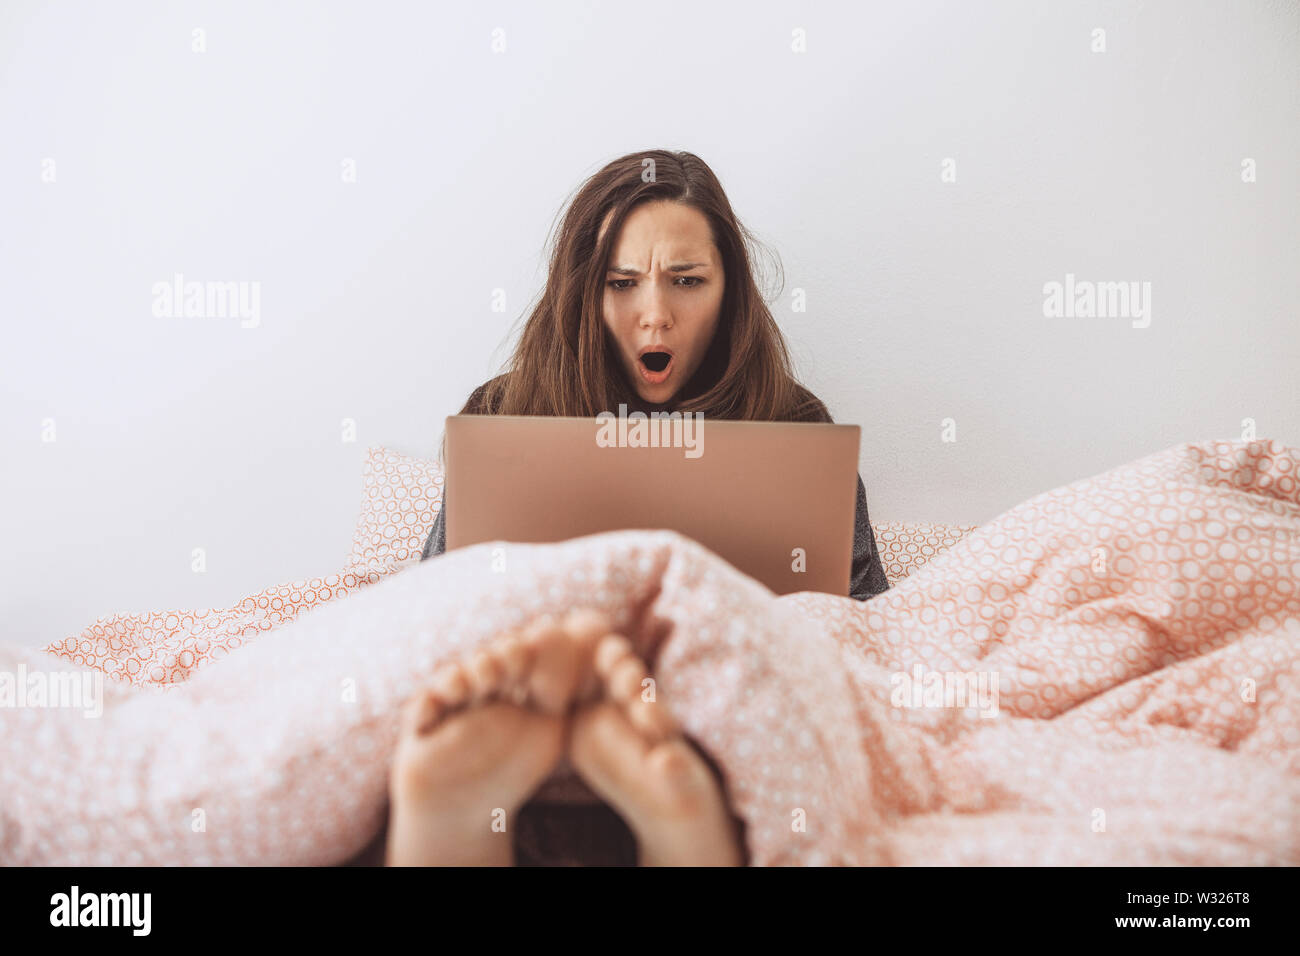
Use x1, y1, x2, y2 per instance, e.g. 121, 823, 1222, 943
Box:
4, 439, 1298, 865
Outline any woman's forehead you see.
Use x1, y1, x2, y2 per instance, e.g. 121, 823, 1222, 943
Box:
599, 202, 717, 263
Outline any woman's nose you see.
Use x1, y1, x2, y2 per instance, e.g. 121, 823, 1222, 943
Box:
637, 284, 674, 330
639, 311, 673, 331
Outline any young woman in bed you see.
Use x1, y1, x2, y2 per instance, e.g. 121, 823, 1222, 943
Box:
386, 150, 888, 867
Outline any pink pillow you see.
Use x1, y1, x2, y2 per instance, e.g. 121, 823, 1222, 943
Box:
347, 447, 444, 569
873, 521, 978, 585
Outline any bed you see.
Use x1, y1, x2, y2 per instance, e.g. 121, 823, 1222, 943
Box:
5, 439, 1298, 865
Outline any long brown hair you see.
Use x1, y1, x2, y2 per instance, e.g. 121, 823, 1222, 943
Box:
454, 149, 829, 427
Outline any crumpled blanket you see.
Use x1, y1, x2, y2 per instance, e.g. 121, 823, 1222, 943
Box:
3, 439, 1297, 865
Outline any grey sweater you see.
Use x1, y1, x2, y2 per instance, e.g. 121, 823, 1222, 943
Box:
420, 384, 890, 601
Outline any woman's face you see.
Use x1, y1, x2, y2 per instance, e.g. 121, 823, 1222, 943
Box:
599, 200, 725, 406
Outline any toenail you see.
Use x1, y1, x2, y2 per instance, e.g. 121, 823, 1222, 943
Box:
595, 635, 635, 676
609, 658, 645, 700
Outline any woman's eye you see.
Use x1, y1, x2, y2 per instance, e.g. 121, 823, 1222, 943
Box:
608, 277, 701, 291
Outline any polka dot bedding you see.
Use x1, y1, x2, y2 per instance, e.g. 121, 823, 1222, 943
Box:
873, 521, 980, 585
347, 447, 444, 570
5, 439, 1297, 864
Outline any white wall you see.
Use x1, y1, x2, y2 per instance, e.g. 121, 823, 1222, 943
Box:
2, 0, 1297, 648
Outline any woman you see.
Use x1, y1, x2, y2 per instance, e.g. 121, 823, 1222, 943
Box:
422, 149, 890, 601
396, 150, 889, 866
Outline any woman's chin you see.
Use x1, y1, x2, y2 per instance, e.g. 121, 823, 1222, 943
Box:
634, 382, 676, 406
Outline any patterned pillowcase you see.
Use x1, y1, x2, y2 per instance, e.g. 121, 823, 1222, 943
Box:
872, 521, 979, 585
347, 447, 445, 569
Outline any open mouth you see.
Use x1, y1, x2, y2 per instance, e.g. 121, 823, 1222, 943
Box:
640, 351, 671, 372
637, 348, 675, 385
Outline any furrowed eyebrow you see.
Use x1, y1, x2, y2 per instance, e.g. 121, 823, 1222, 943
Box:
607, 262, 710, 276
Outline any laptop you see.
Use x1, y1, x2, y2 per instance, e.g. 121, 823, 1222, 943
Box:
443, 414, 861, 597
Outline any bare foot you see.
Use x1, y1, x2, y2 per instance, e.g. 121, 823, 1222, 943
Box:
385, 609, 608, 865
568, 632, 745, 866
